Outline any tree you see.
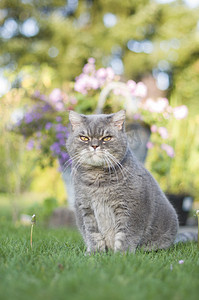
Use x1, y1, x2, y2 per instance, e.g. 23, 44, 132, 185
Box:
0, 0, 199, 115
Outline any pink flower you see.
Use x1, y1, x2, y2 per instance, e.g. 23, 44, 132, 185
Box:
106, 67, 115, 81
88, 57, 95, 64
158, 127, 168, 139
173, 105, 188, 119
142, 97, 169, 113
54, 102, 64, 111
69, 97, 77, 105
151, 125, 158, 133
127, 80, 137, 94
134, 82, 147, 98
133, 113, 142, 120
74, 74, 90, 94
49, 89, 63, 103
83, 63, 95, 75
146, 141, 154, 149
161, 144, 175, 157
89, 77, 99, 90
96, 68, 107, 79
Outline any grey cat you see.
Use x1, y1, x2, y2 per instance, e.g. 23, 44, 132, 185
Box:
66, 110, 197, 253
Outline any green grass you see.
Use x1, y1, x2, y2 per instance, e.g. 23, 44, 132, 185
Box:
0, 220, 199, 300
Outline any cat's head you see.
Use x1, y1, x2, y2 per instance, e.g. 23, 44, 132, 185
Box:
66, 110, 128, 168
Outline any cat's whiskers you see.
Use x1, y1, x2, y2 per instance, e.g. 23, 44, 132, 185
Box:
104, 150, 126, 180
102, 154, 116, 183
102, 152, 119, 184
61, 151, 86, 172
71, 156, 85, 178
105, 150, 132, 178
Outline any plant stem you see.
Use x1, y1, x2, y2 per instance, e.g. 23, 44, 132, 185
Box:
196, 210, 199, 249
30, 224, 33, 249
198, 217, 199, 249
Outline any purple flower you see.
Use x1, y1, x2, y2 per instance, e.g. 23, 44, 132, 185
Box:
178, 260, 184, 264
26, 139, 34, 150
58, 152, 70, 168
34, 112, 42, 120
59, 139, 66, 146
33, 91, 47, 101
45, 122, 52, 130
56, 132, 65, 139
50, 142, 61, 155
42, 104, 52, 112
56, 116, 62, 122
24, 113, 33, 124
61, 152, 69, 160
55, 124, 66, 132
65, 131, 70, 138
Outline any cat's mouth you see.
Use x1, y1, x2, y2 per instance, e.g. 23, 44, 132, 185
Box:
79, 148, 118, 168
89, 150, 104, 166
79, 149, 104, 167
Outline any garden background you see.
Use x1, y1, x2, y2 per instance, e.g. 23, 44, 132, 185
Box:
0, 1, 199, 300
1, 0, 199, 221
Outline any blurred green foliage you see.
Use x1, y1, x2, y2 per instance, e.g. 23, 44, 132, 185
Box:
26, 196, 59, 224
0, 95, 35, 194
0, 0, 199, 114
146, 113, 199, 198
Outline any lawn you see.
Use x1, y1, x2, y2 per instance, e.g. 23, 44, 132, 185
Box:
0, 218, 199, 300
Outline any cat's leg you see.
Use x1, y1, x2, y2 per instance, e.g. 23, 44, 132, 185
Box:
79, 204, 107, 253
113, 204, 140, 253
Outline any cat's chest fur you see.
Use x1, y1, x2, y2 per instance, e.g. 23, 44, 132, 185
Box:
91, 197, 116, 248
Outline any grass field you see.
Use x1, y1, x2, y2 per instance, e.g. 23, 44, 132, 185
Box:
0, 218, 199, 300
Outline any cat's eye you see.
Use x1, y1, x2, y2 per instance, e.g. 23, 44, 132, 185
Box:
102, 136, 112, 142
80, 136, 89, 142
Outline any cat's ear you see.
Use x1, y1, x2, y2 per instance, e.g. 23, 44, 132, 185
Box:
112, 110, 126, 130
69, 111, 83, 130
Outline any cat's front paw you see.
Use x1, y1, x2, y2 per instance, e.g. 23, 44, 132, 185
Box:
114, 232, 127, 253
89, 233, 107, 253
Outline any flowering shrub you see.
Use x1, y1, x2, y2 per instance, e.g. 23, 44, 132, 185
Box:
138, 97, 188, 158
14, 89, 77, 168
14, 58, 188, 173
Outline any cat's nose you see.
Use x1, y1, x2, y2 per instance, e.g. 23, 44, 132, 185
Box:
92, 145, 99, 150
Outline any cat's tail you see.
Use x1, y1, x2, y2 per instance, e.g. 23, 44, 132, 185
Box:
174, 232, 198, 244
